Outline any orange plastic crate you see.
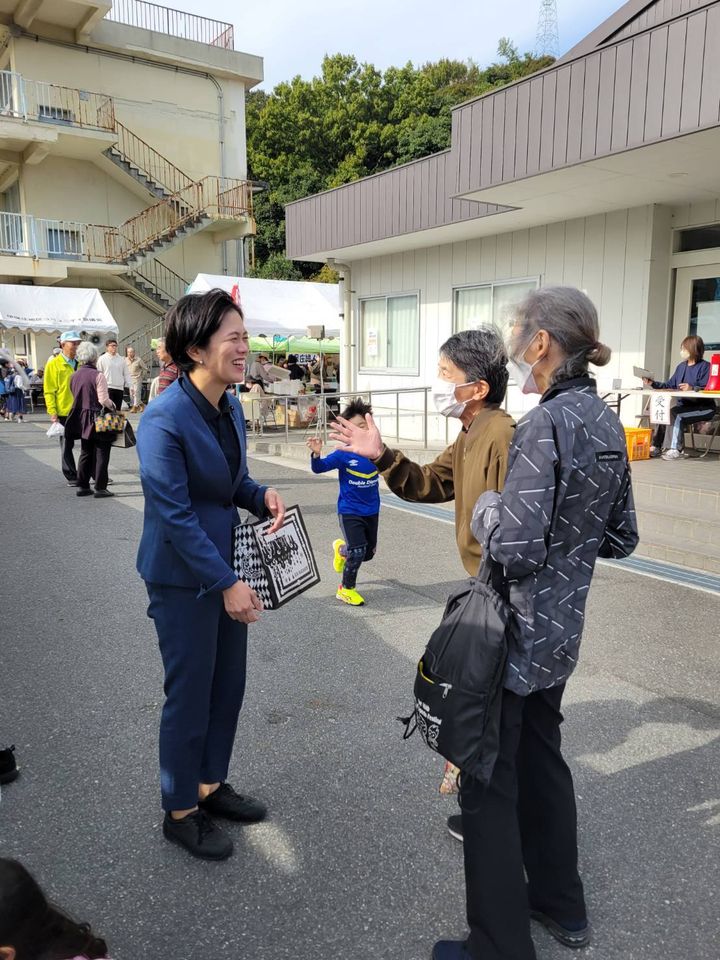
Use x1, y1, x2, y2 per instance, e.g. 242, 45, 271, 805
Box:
624, 427, 652, 461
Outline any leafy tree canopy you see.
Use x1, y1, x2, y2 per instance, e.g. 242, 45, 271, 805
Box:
247, 45, 553, 279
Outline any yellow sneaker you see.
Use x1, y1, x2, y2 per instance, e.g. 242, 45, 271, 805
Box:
336, 586, 365, 606
332, 539, 347, 574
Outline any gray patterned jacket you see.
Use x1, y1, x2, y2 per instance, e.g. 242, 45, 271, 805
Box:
472, 377, 638, 696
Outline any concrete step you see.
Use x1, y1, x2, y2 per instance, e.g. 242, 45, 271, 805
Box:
634, 526, 720, 575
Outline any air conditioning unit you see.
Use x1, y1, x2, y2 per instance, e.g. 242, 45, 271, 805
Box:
307, 325, 325, 339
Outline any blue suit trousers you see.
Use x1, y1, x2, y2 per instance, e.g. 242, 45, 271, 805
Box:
146, 583, 248, 811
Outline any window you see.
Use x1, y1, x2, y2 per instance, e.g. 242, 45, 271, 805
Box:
453, 279, 538, 333
47, 227, 82, 260
678, 225, 720, 253
360, 293, 419, 373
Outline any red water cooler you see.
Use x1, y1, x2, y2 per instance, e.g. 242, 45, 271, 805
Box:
707, 353, 720, 392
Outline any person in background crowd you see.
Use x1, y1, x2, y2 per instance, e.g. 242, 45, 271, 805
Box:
43, 332, 81, 485
286, 354, 305, 381
0, 357, 11, 420
65, 342, 117, 500
2, 359, 28, 423
125, 346, 148, 412
156, 338, 180, 395
136, 289, 286, 861
0, 858, 111, 960
28, 367, 43, 409
429, 287, 638, 960
0, 744, 17, 785
97, 338, 130, 412
642, 335, 716, 460
331, 327, 515, 809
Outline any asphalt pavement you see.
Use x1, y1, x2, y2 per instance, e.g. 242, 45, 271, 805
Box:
1, 415, 719, 960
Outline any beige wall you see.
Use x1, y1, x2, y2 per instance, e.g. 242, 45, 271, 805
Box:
351, 203, 680, 430
10, 37, 247, 181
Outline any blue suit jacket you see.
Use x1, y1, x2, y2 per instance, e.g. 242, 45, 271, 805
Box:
136, 379, 268, 595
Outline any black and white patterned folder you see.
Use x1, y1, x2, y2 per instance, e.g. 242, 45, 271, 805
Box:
232, 505, 320, 609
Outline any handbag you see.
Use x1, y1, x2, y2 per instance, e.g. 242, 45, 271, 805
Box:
110, 420, 136, 448
398, 556, 509, 786
231, 504, 320, 609
95, 410, 126, 433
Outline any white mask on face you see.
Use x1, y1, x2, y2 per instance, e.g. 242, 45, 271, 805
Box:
432, 378, 473, 418
507, 335, 542, 395
680, 349, 690, 361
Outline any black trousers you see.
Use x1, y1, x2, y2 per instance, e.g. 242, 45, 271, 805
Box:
108, 388, 125, 411
77, 437, 112, 491
338, 513, 379, 589
461, 684, 586, 960
57, 415, 77, 482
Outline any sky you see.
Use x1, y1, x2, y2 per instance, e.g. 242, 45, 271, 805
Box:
182, 0, 624, 89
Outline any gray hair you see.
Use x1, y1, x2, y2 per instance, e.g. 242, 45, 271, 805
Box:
439, 327, 509, 404
510, 286, 611, 384
76, 341, 99, 365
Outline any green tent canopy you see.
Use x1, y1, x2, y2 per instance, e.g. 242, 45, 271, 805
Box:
249, 335, 340, 355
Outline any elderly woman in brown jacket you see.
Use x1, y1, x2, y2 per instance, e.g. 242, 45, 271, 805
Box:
65, 341, 117, 498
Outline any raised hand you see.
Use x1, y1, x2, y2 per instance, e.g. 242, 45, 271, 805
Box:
329, 414, 384, 460
306, 436, 323, 456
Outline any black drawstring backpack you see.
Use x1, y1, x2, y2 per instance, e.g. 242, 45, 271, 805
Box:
399, 557, 509, 786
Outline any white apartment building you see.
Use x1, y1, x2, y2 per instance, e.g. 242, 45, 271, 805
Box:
0, 0, 262, 366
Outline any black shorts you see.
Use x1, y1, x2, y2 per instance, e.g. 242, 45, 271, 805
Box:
339, 513, 379, 559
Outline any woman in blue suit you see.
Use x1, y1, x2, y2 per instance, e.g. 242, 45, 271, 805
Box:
136, 289, 285, 861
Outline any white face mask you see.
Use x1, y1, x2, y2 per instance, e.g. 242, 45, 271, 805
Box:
680, 349, 690, 361
507, 335, 542, 395
432, 378, 473, 418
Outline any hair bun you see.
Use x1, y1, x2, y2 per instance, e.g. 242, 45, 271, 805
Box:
587, 341, 611, 366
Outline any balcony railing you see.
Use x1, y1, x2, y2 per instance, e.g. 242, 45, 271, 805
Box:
114, 121, 193, 196
105, 0, 234, 49
0, 71, 115, 132
130, 259, 189, 304
0, 212, 123, 263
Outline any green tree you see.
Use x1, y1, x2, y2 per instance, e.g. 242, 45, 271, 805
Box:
246, 48, 554, 276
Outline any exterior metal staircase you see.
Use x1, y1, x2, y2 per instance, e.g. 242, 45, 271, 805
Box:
103, 121, 194, 202
117, 257, 189, 315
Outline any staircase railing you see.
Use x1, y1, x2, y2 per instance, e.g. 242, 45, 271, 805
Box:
105, 0, 234, 49
113, 120, 194, 196
130, 259, 189, 304
0, 70, 115, 131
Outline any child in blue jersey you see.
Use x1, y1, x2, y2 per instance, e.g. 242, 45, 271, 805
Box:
307, 398, 380, 606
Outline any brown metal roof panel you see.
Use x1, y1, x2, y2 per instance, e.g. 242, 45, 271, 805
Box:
468, 101, 483, 190
514, 82, 531, 177
596, 47, 618, 155
581, 53, 601, 159
502, 85, 519, 181
566, 60, 586, 162
680, 10, 707, 130
661, 18, 688, 136
611, 41, 633, 149
644, 25, 668, 139
553, 65, 571, 166
699, 3, 720, 123
627, 32, 651, 145
539, 73, 558, 172
491, 90, 507, 184
527, 76, 544, 175
480, 99, 494, 188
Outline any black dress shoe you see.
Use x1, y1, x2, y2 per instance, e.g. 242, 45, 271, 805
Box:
93, 489, 114, 498
198, 783, 267, 822
530, 911, 590, 948
0, 745, 18, 785
162, 810, 233, 861
447, 814, 463, 842
76, 487, 93, 497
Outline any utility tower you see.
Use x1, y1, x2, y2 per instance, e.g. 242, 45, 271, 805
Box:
535, 0, 560, 58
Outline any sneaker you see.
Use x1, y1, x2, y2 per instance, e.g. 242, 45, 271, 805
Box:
66, 479, 78, 486
431, 940, 473, 959
336, 586, 365, 606
447, 814, 463, 842
332, 538, 347, 574
661, 448, 681, 461
530, 911, 590, 948
76, 487, 93, 497
162, 809, 233, 861
198, 782, 267, 823
0, 745, 18, 785
94, 489, 114, 498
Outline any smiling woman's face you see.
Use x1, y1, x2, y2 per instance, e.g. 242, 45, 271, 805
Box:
195, 308, 249, 383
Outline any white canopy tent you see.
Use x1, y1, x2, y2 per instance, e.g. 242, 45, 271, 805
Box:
0, 284, 118, 368
187, 274, 340, 338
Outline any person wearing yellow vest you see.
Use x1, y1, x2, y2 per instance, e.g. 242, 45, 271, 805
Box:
44, 331, 81, 484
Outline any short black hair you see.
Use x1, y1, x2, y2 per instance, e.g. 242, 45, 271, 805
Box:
341, 397, 372, 420
165, 289, 243, 373
287, 354, 298, 364
439, 328, 508, 404
105, 337, 117, 346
